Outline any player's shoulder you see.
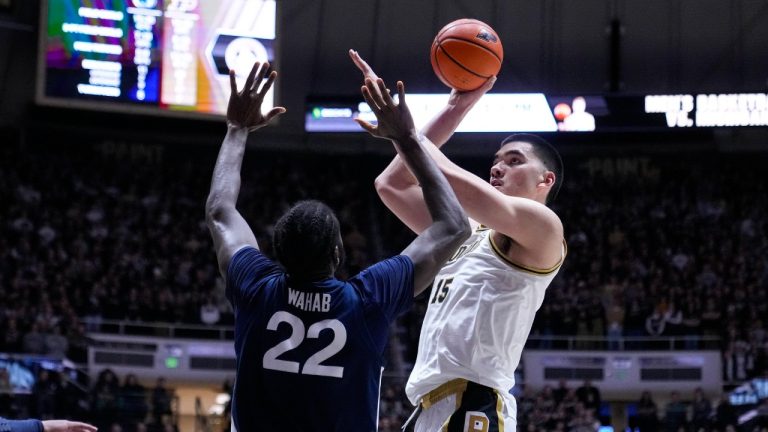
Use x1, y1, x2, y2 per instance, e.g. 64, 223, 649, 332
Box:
352, 255, 414, 282
506, 197, 564, 239
491, 200, 565, 270
346, 255, 414, 300
543, 206, 564, 239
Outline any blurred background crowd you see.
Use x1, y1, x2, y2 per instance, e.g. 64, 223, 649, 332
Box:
1, 140, 767, 430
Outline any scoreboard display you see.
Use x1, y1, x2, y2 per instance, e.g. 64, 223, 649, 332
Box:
306, 92, 768, 133
37, 0, 277, 118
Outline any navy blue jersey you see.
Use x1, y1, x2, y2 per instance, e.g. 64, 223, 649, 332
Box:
226, 247, 414, 432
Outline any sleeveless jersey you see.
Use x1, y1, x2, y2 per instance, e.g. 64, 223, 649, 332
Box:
227, 247, 414, 432
406, 227, 564, 408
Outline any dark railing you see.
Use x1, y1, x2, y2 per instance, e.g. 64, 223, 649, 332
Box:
87, 319, 234, 340
89, 320, 723, 352
525, 335, 721, 351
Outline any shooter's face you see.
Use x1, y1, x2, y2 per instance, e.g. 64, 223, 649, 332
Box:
490, 141, 548, 200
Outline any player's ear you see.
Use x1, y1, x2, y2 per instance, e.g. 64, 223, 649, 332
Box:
540, 170, 556, 188
334, 246, 341, 267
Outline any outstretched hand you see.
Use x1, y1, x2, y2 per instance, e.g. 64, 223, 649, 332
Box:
42, 420, 98, 432
349, 49, 380, 86
227, 61, 286, 131
349, 49, 392, 99
355, 78, 416, 142
446, 75, 496, 109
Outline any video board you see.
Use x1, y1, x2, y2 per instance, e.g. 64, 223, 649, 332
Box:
37, 0, 277, 118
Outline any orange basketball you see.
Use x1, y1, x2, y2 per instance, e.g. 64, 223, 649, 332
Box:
430, 19, 503, 91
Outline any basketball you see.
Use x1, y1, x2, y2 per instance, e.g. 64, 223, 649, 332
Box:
430, 19, 503, 91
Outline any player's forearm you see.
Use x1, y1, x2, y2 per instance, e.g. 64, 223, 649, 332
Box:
422, 101, 474, 148
206, 126, 249, 218
393, 133, 468, 233
377, 101, 472, 189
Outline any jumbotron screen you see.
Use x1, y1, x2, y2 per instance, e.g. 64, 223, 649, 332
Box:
37, 0, 277, 118
306, 92, 768, 133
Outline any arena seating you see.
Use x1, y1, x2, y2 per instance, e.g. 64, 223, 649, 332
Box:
2, 143, 767, 430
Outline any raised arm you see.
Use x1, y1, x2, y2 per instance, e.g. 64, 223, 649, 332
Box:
356, 78, 470, 295
349, 50, 493, 234
350, 51, 561, 261
206, 62, 286, 277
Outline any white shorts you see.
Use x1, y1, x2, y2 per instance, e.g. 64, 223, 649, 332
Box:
413, 379, 516, 432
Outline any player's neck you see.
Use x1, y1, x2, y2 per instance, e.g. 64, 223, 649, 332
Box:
288, 268, 335, 283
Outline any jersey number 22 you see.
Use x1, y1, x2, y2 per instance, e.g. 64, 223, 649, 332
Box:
262, 311, 347, 378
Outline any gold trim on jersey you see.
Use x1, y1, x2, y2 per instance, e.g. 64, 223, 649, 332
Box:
495, 389, 505, 432
421, 378, 468, 409
488, 234, 567, 276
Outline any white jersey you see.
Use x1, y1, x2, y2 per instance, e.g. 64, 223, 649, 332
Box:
406, 226, 564, 407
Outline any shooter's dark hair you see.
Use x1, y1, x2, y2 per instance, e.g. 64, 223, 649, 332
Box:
500, 133, 564, 205
273, 200, 343, 280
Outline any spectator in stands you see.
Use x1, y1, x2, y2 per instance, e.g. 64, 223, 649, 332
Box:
576, 380, 601, 412
150, 377, 172, 424
377, 416, 394, 432
120, 374, 148, 429
663, 391, 687, 432
199, 297, 220, 326
561, 388, 580, 414
605, 297, 625, 350
714, 396, 738, 431
540, 385, 557, 412
571, 408, 601, 432
0, 369, 11, 416
680, 300, 702, 349
65, 324, 89, 364
700, 298, 721, 349
31, 370, 57, 420
645, 306, 666, 337
54, 371, 87, 420
93, 369, 120, 429
516, 385, 536, 429
623, 298, 647, 338
588, 296, 606, 346
634, 391, 659, 432
690, 387, 712, 431
664, 301, 684, 339
553, 380, 569, 405
1, 319, 23, 353
44, 326, 68, 359
22, 324, 46, 355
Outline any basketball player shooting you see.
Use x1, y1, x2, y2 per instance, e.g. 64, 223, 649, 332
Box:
350, 50, 566, 431
206, 61, 470, 431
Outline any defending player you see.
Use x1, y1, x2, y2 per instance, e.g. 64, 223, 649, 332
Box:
350, 50, 566, 431
205, 61, 470, 431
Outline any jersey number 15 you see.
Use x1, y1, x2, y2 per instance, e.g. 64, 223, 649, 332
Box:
430, 276, 454, 304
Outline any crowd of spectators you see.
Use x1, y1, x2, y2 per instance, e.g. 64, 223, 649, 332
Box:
2, 139, 768, 429
552, 156, 767, 381
515, 380, 604, 431
0, 365, 176, 432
